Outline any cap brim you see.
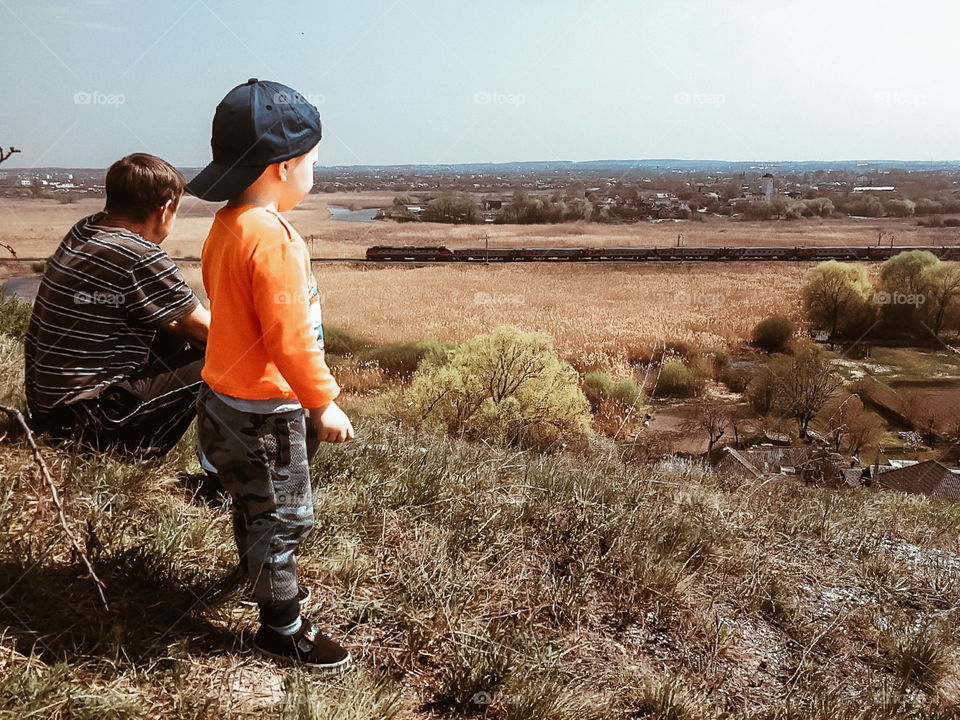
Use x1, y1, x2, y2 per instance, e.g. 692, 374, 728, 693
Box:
185, 161, 266, 202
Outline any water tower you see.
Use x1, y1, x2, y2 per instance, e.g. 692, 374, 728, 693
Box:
761, 173, 774, 201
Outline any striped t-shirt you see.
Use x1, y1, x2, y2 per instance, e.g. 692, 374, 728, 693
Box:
24, 212, 198, 414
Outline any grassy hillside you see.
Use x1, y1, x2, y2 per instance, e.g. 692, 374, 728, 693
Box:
1, 306, 960, 718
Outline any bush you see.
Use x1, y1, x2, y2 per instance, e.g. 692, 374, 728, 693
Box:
581, 371, 644, 412
323, 326, 376, 357
752, 315, 793, 353
653, 358, 704, 398
390, 326, 592, 451
803, 261, 875, 337
884, 198, 916, 218
422, 192, 481, 224
0, 294, 32, 342
719, 364, 751, 393
362, 339, 451, 379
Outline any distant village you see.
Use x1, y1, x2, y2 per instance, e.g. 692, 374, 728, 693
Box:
5, 162, 960, 226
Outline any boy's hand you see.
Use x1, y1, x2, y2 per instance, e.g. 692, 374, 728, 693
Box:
311, 401, 355, 443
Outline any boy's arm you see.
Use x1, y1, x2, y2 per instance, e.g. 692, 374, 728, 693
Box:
248, 239, 340, 409
161, 303, 210, 348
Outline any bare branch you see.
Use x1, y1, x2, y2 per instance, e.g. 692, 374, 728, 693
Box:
0, 405, 109, 611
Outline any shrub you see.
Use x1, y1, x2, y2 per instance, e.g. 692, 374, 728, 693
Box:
752, 315, 793, 353
581, 371, 644, 412
719, 362, 751, 393
323, 325, 376, 357
362, 339, 451, 379
390, 326, 592, 451
0, 294, 32, 342
422, 192, 481, 224
654, 358, 704, 398
884, 198, 916, 217
803, 261, 874, 337
746, 365, 778, 414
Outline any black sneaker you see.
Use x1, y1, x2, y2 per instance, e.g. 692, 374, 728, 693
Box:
252, 618, 351, 673
240, 584, 312, 608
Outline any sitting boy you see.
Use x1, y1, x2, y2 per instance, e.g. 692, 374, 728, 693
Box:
188, 79, 355, 672
24, 153, 209, 461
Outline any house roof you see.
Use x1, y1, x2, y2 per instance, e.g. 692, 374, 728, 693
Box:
842, 468, 866, 488
716, 447, 762, 478
873, 460, 960, 501
738, 446, 823, 474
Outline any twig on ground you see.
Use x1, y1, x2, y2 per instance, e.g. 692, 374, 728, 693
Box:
0, 405, 109, 611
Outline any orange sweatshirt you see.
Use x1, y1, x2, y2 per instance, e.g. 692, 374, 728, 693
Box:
200, 204, 340, 409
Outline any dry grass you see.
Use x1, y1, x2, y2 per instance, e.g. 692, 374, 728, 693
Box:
309, 262, 809, 372
2, 303, 960, 717
172, 259, 809, 372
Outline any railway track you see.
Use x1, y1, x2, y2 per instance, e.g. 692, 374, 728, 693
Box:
4, 244, 958, 266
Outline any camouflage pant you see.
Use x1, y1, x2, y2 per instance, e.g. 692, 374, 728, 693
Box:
196, 383, 314, 627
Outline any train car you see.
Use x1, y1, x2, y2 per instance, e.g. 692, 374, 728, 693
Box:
866, 246, 901, 261
795, 246, 870, 261
451, 247, 518, 261
365, 245, 455, 261
732, 247, 797, 260
652, 246, 725, 261
583, 247, 657, 261
515, 247, 586, 261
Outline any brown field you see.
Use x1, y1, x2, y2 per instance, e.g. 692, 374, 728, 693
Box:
2, 194, 958, 260
307, 261, 808, 368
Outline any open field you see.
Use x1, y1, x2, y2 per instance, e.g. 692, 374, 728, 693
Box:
193, 261, 811, 368
3, 195, 960, 259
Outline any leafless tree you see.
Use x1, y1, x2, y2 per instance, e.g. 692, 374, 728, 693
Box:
777, 346, 839, 439
681, 399, 733, 453
0, 146, 20, 164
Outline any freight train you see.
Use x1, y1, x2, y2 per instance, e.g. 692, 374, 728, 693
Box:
365, 245, 960, 262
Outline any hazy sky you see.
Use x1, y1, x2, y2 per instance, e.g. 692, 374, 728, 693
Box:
1, 0, 958, 168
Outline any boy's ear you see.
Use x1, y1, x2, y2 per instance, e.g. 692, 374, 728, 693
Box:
277, 159, 290, 182
161, 198, 178, 219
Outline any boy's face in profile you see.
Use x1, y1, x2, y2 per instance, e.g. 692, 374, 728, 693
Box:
277, 144, 319, 212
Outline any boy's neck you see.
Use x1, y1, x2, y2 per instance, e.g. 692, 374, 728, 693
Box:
228, 187, 280, 213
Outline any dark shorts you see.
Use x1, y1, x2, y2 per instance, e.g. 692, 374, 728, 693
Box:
31, 339, 204, 462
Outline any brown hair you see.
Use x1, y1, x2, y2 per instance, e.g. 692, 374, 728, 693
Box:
104, 153, 185, 222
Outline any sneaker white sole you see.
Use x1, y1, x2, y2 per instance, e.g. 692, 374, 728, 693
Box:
251, 643, 352, 674
240, 588, 313, 608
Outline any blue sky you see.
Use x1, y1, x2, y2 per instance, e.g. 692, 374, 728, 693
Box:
1, 0, 957, 168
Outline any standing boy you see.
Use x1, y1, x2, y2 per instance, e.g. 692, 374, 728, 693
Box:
188, 79, 354, 672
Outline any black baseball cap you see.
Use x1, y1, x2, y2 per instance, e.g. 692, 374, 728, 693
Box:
186, 78, 322, 202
